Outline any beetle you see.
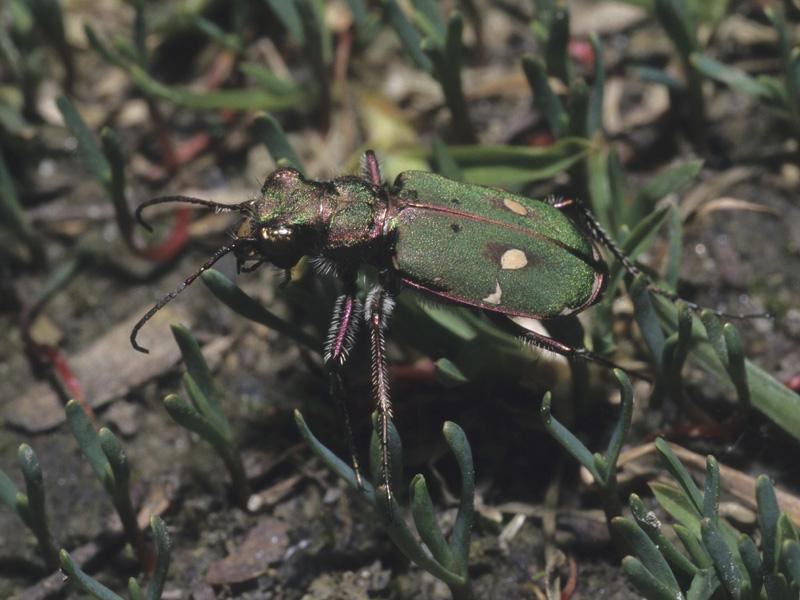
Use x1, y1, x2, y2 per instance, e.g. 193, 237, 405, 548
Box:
130, 150, 760, 506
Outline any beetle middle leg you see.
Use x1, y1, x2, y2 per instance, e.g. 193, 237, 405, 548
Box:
323, 276, 365, 490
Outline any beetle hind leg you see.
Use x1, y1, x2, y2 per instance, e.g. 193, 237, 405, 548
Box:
365, 284, 397, 518
551, 197, 770, 320
484, 311, 623, 372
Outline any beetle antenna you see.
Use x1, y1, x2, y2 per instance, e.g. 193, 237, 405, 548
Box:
131, 241, 249, 353
135, 196, 252, 232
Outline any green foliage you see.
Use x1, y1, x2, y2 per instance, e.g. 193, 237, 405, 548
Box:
692, 8, 800, 139
0, 146, 44, 264
383, 1, 474, 141
60, 515, 171, 600
296, 411, 476, 600
81, 2, 313, 113
542, 370, 632, 533
0, 445, 59, 568
65, 401, 151, 567
615, 440, 800, 600
164, 324, 252, 508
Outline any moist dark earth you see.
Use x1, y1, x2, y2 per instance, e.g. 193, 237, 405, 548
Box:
2, 1, 800, 599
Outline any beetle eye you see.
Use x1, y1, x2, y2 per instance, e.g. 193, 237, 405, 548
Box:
260, 226, 295, 255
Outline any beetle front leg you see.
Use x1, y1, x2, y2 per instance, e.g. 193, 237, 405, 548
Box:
364, 284, 396, 514
323, 280, 364, 489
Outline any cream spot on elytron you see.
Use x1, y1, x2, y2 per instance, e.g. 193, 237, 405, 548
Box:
483, 279, 503, 304
500, 248, 527, 270
503, 198, 527, 215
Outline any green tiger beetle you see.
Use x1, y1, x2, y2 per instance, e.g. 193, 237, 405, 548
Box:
131, 150, 765, 509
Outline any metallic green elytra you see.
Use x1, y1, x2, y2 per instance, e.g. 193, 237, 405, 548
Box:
390, 171, 607, 318
127, 150, 648, 511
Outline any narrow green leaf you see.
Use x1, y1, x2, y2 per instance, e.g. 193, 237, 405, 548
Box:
181, 373, 225, 438
631, 274, 666, 364
686, 568, 720, 600
60, 549, 125, 600
410, 475, 455, 568
630, 65, 684, 90
184, 14, 242, 52
675, 524, 713, 568
98, 428, 131, 502
629, 161, 702, 227
756, 475, 781, 575
18, 445, 45, 521
782, 540, 800, 589
701, 518, 743, 599
261, 0, 303, 44
702, 456, 720, 522
777, 513, 799, 546
613, 517, 682, 593
56, 95, 111, 193
542, 392, 602, 481
0, 147, 43, 262
629, 494, 698, 577
587, 143, 613, 232
126, 63, 312, 110
664, 206, 683, 289
650, 294, 800, 443
129, 579, 144, 600
692, 53, 784, 107
164, 393, 227, 453
738, 534, 763, 599
412, 0, 446, 41
723, 323, 749, 405
443, 421, 474, 569
446, 138, 591, 185
431, 136, 464, 181
522, 55, 565, 139
295, 410, 370, 493
621, 556, 684, 600
253, 112, 304, 173
567, 78, 589, 139
170, 323, 228, 435
604, 370, 633, 477
100, 127, 131, 237
664, 302, 692, 381
607, 206, 671, 295
545, 1, 571, 83
587, 33, 605, 136
65, 400, 111, 492
240, 64, 305, 96
0, 468, 21, 512
654, 439, 704, 513
434, 358, 469, 387
654, 0, 697, 59
200, 269, 320, 351
382, 0, 432, 72
145, 515, 171, 600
